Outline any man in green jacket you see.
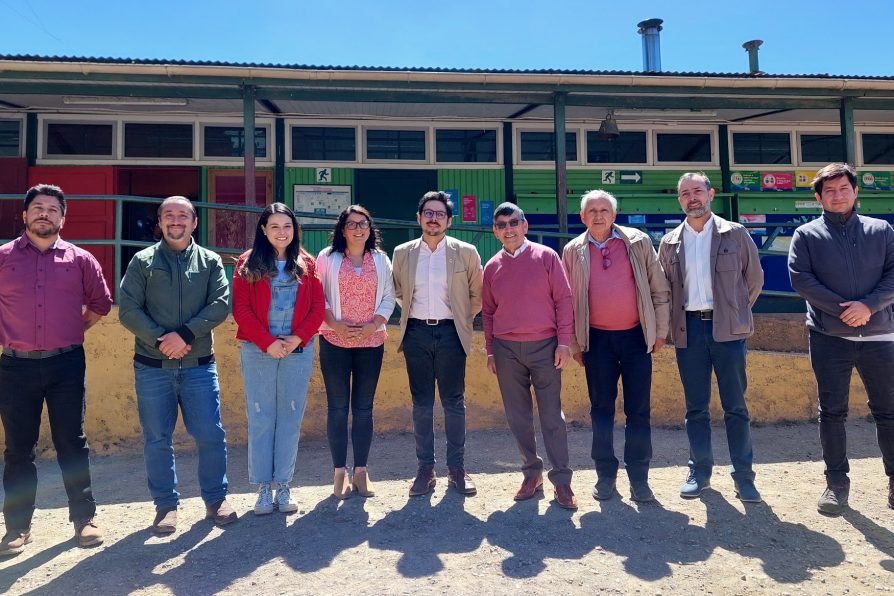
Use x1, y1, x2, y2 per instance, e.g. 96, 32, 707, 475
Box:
119, 196, 236, 535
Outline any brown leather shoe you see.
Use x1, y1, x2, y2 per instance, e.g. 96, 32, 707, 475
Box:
73, 517, 104, 547
0, 529, 31, 556
447, 466, 477, 496
205, 499, 238, 526
554, 484, 578, 510
152, 507, 178, 535
514, 475, 544, 501
409, 465, 436, 497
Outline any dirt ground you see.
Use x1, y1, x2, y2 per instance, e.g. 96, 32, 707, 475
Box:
1, 420, 893, 595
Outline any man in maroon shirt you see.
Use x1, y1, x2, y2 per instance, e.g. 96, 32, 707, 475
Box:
0, 184, 112, 556
482, 202, 577, 510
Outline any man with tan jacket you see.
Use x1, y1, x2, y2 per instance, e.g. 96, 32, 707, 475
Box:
658, 172, 764, 503
393, 191, 483, 497
563, 190, 670, 503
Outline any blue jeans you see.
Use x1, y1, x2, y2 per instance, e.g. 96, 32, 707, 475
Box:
583, 326, 652, 482
240, 340, 314, 485
134, 362, 229, 510
319, 337, 384, 468
809, 331, 894, 484
675, 317, 754, 482
403, 320, 468, 468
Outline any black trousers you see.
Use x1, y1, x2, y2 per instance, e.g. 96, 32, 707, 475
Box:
0, 347, 95, 530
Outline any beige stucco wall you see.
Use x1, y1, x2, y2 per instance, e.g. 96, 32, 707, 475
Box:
1, 310, 869, 456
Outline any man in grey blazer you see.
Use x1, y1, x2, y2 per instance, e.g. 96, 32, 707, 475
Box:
393, 191, 483, 497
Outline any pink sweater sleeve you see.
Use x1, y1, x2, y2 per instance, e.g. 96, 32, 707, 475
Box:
481, 259, 496, 355
547, 251, 574, 346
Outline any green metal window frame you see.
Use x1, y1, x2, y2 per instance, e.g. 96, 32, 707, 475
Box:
46, 122, 114, 157
124, 122, 193, 159
291, 126, 356, 161
731, 132, 792, 165
586, 130, 647, 164
0, 119, 22, 157
862, 133, 894, 165
435, 129, 497, 163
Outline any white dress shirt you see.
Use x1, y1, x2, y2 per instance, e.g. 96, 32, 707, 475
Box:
504, 238, 530, 258
682, 216, 714, 311
409, 237, 453, 320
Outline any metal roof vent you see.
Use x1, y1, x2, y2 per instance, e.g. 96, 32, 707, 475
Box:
742, 39, 764, 75
637, 18, 663, 72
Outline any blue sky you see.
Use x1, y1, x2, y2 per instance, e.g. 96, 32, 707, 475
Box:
2, 0, 891, 76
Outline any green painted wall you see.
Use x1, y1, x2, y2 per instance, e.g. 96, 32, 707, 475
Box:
437, 169, 505, 222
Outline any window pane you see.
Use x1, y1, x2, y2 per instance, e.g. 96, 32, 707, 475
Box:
292, 126, 356, 161
436, 129, 497, 162
586, 131, 646, 164
367, 129, 426, 160
656, 133, 711, 162
862, 133, 894, 165
124, 123, 193, 158
800, 134, 843, 163
46, 123, 113, 156
732, 132, 791, 165
204, 126, 266, 158
0, 120, 20, 157
519, 132, 577, 161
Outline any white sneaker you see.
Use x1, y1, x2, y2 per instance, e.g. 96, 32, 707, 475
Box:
254, 484, 274, 515
275, 483, 299, 513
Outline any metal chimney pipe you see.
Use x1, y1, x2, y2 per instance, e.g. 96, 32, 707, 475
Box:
742, 39, 763, 74
637, 18, 663, 72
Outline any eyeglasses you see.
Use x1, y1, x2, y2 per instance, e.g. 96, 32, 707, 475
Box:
345, 220, 371, 230
494, 219, 523, 231
601, 247, 612, 270
422, 209, 448, 220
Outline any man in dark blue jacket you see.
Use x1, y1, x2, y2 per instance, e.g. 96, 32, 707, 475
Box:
789, 162, 894, 516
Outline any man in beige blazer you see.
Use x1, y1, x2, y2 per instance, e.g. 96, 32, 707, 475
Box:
392, 191, 483, 497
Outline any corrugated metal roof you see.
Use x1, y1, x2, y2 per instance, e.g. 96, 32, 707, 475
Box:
3, 53, 894, 81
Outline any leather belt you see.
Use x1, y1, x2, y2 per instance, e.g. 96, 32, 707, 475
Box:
685, 310, 713, 320
408, 318, 454, 326
2, 344, 81, 359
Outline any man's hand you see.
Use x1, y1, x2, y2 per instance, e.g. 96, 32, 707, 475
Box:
554, 345, 572, 370
572, 352, 585, 367
652, 337, 666, 354
82, 309, 102, 331
486, 355, 497, 375
158, 332, 189, 359
840, 301, 871, 327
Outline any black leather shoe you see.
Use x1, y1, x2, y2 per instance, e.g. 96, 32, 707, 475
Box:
592, 477, 617, 501
409, 465, 436, 497
630, 480, 655, 503
447, 466, 477, 496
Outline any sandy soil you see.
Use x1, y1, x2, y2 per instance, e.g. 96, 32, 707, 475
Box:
1, 420, 893, 595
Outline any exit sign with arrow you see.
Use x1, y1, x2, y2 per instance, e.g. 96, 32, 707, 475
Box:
620, 170, 643, 184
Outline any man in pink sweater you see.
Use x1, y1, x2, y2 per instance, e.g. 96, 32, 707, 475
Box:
482, 202, 577, 510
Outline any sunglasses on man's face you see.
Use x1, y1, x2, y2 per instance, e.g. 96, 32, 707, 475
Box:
494, 219, 523, 231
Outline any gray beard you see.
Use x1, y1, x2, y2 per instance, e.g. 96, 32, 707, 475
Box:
685, 205, 709, 218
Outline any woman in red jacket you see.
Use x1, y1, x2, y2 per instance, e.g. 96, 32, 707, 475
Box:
232, 203, 324, 515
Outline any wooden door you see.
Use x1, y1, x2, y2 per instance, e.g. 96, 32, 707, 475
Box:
207, 169, 273, 253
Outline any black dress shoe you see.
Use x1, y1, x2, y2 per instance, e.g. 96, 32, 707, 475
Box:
409, 465, 436, 497
592, 477, 617, 501
447, 466, 477, 496
629, 480, 655, 503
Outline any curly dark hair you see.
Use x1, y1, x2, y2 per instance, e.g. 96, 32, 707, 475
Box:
329, 205, 382, 254
238, 202, 308, 283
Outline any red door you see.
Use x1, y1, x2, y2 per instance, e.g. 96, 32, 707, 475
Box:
207, 169, 273, 253
27, 166, 116, 293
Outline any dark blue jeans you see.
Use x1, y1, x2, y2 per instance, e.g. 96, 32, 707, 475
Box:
809, 330, 894, 484
402, 319, 467, 468
675, 318, 754, 482
0, 348, 95, 530
583, 325, 652, 482
319, 336, 384, 468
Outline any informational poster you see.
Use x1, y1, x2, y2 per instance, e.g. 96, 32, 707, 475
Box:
480, 200, 494, 225
739, 213, 767, 235
730, 171, 761, 191
861, 171, 892, 190
462, 195, 477, 223
795, 170, 816, 190
292, 184, 352, 224
444, 189, 459, 209
761, 172, 793, 191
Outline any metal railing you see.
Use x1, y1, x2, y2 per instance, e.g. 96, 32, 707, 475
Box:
1, 194, 804, 301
